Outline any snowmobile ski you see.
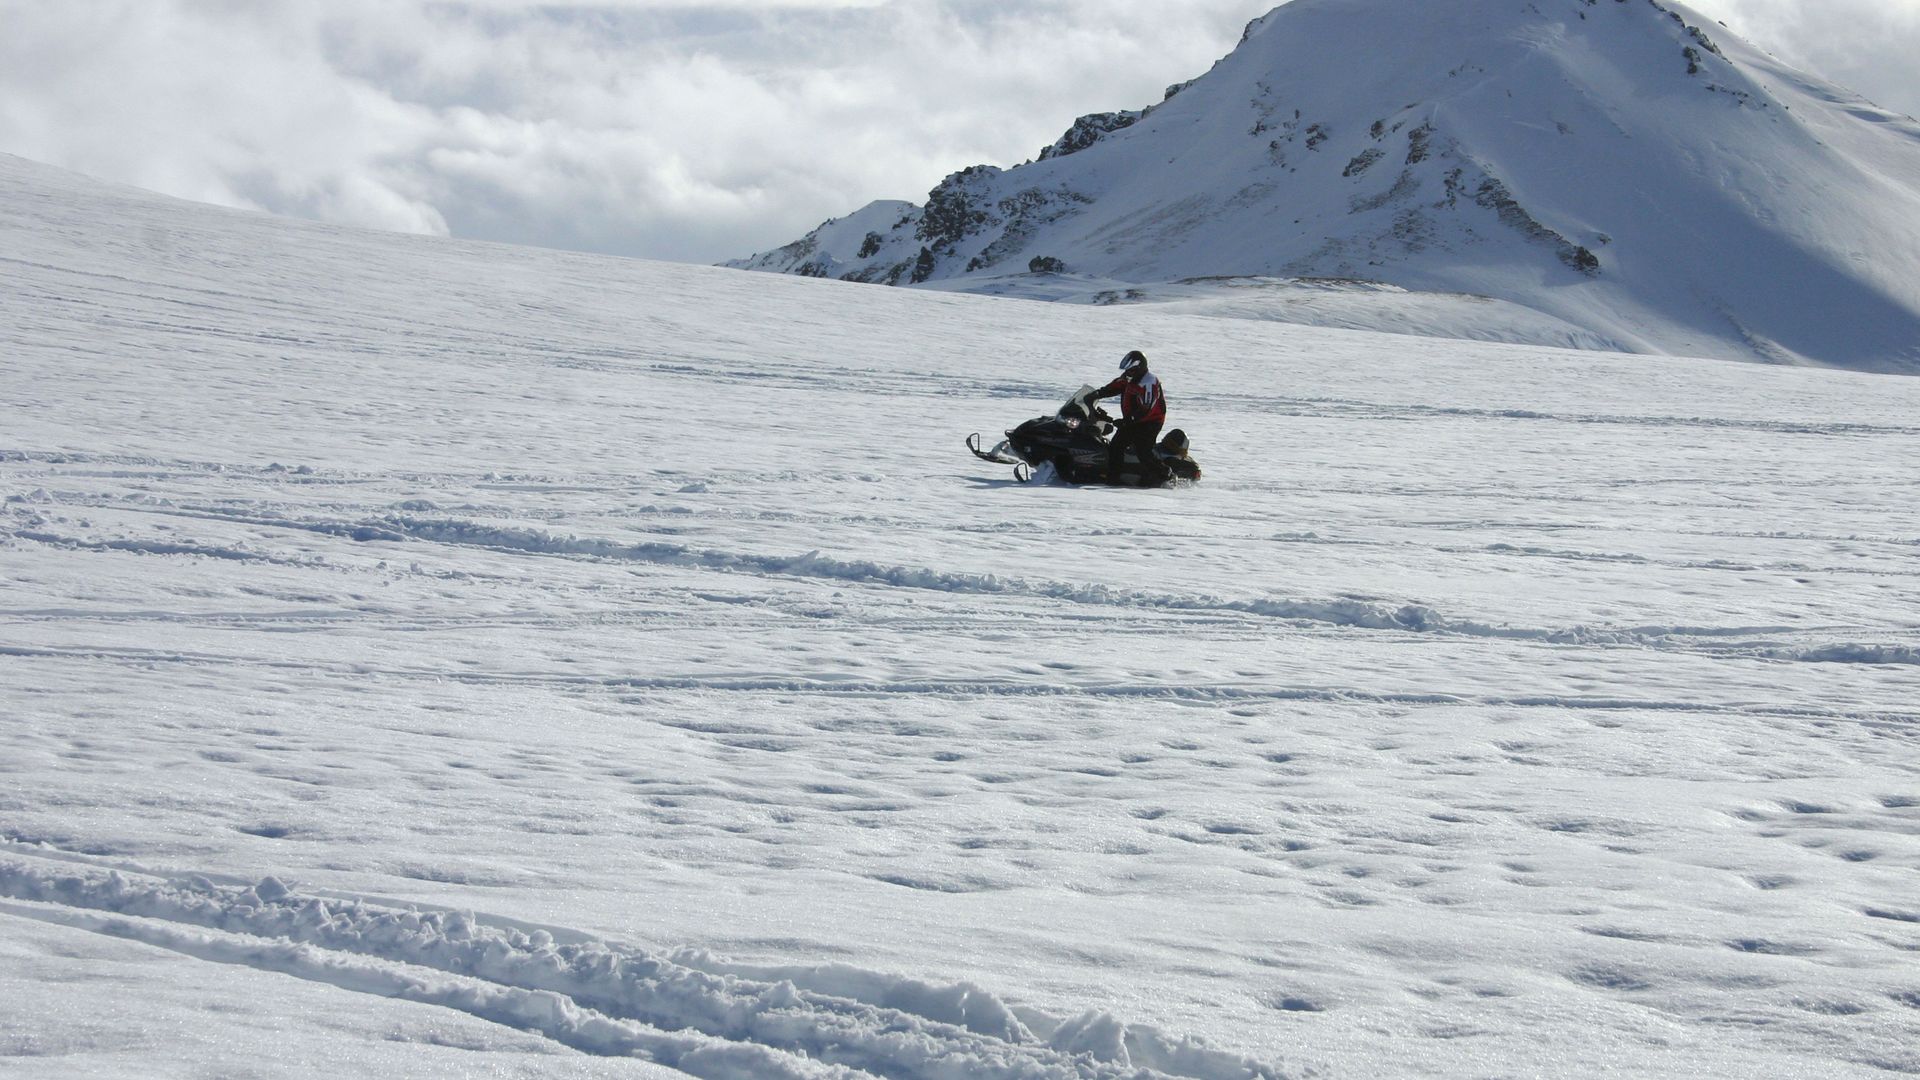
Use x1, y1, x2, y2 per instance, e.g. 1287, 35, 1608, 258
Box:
966, 432, 1023, 465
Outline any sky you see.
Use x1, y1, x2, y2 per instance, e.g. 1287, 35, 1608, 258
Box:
3, 0, 1917, 266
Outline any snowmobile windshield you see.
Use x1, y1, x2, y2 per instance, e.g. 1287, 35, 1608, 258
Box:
1061, 385, 1100, 418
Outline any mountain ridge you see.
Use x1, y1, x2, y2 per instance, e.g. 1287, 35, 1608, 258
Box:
726, 0, 1920, 373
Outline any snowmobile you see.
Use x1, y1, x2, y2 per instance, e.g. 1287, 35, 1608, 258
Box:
967, 385, 1201, 486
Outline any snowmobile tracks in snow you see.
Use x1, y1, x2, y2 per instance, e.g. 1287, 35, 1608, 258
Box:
18, 500, 1913, 669
0, 844, 1286, 1080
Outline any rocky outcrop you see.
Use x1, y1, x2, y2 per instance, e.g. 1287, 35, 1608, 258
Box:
1039, 112, 1142, 161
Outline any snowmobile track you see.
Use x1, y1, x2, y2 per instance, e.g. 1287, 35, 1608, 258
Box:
9, 502, 1919, 667
0, 844, 1286, 1080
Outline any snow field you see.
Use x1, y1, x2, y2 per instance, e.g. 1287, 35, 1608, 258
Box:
4, 153, 1920, 1076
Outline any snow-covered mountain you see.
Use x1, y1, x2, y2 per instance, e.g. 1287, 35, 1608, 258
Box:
728, 0, 1920, 373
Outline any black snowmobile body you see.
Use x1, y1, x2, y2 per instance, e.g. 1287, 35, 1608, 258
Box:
967, 386, 1201, 486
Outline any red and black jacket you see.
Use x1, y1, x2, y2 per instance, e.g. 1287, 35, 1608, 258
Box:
1094, 371, 1165, 425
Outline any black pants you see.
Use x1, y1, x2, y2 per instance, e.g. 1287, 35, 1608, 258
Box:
1108, 419, 1168, 485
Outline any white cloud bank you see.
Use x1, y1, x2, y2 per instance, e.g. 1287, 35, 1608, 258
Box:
1685, 0, 1920, 122
2, 0, 1915, 264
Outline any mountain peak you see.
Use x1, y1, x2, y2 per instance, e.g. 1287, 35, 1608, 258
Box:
728, 0, 1920, 372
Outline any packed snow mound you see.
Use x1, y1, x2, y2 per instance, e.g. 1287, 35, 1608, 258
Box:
727, 0, 1920, 373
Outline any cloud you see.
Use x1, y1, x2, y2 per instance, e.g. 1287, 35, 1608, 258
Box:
1, 0, 1914, 264
0, 0, 1266, 262
1685, 0, 1920, 118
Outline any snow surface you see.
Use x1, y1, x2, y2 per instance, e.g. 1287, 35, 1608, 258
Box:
730, 0, 1920, 374
5, 151, 1920, 1078
921, 275, 1624, 354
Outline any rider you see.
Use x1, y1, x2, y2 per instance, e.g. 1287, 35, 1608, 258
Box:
1090, 350, 1169, 486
